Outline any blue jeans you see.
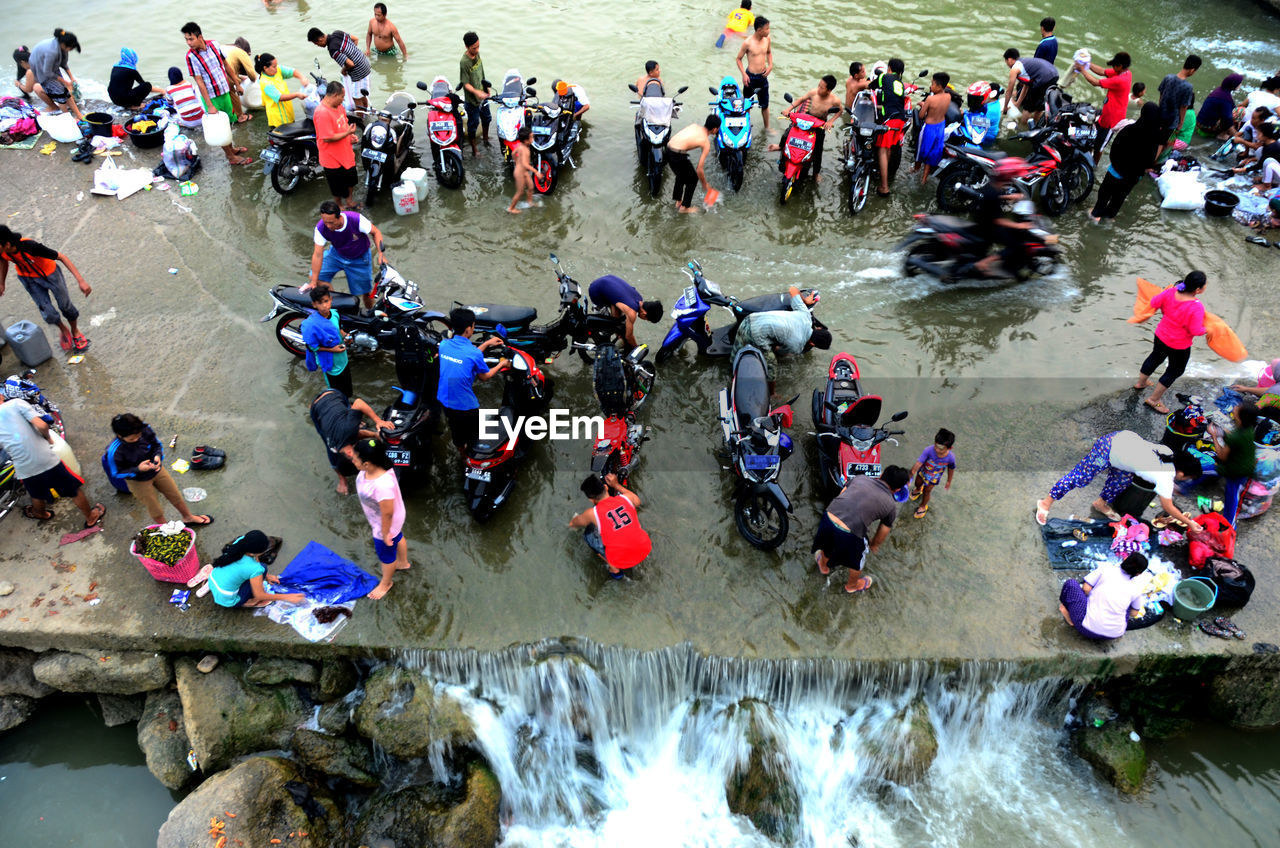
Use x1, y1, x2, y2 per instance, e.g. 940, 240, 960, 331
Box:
318, 247, 373, 297
465, 100, 491, 140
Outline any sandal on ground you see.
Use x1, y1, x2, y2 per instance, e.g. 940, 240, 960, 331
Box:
1214, 616, 1247, 639
84, 503, 106, 528
845, 575, 875, 594
192, 445, 226, 457
1143, 398, 1170, 414
1035, 500, 1050, 526
183, 514, 215, 527
1247, 235, 1270, 246
186, 563, 214, 588
914, 504, 929, 519
228, 156, 254, 166
23, 505, 55, 521
72, 333, 90, 352
1198, 619, 1233, 639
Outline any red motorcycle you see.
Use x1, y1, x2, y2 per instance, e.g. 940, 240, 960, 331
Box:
810, 352, 908, 499
778, 92, 840, 204
585, 342, 655, 484
416, 76, 466, 188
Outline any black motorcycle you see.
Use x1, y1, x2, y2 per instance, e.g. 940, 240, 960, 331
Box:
718, 345, 797, 550
358, 90, 421, 207
630, 79, 687, 197
264, 61, 350, 195
582, 341, 654, 483
524, 84, 582, 195
262, 261, 448, 358
459, 253, 624, 364
378, 315, 444, 481
899, 197, 1062, 283
841, 90, 882, 215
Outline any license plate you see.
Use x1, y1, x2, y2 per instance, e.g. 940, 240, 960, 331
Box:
846, 462, 881, 477
744, 454, 781, 470
362, 148, 387, 162
788, 138, 813, 152
682, 285, 697, 305
386, 448, 411, 467
533, 126, 553, 135
725, 118, 746, 128
466, 469, 491, 482
261, 148, 280, 163
429, 120, 455, 133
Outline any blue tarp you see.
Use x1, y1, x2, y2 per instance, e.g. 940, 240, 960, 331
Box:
277, 541, 378, 603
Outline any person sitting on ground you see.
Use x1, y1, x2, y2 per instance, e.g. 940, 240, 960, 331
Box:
366, 3, 408, 58
107, 48, 162, 109
587, 275, 663, 349
1231, 358, 1280, 409
1250, 119, 1280, 191
29, 29, 83, 120
730, 286, 830, 394
1231, 107, 1273, 171
1243, 75, 1280, 123
166, 66, 205, 128
1197, 73, 1243, 138
196, 531, 304, 608
105, 413, 213, 527
1058, 552, 1150, 641
1035, 429, 1203, 529
569, 472, 652, 577
12, 47, 35, 99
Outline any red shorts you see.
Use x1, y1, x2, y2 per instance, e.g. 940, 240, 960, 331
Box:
876, 118, 906, 148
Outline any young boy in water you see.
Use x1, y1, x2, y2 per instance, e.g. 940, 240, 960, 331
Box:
913, 72, 952, 183
909, 428, 957, 519
507, 126, 535, 213
716, 0, 753, 48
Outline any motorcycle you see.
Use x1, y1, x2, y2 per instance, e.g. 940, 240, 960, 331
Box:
630, 79, 687, 197
462, 329, 554, 521
524, 82, 582, 195
841, 89, 882, 214
708, 76, 756, 192
262, 260, 447, 358
416, 76, 466, 188
377, 315, 444, 481
0, 369, 64, 522
357, 89, 421, 207
899, 197, 1062, 283
495, 70, 534, 168
459, 253, 624, 365
581, 341, 655, 483
264, 60, 343, 195
655, 259, 820, 364
810, 353, 908, 499
718, 345, 797, 550
777, 92, 841, 204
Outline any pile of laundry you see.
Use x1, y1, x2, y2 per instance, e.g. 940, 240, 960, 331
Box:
0, 97, 39, 145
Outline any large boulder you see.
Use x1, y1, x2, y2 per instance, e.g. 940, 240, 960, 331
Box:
0, 694, 36, 732
867, 699, 938, 786
440, 762, 502, 848
0, 649, 56, 698
292, 729, 379, 788
354, 666, 476, 759
97, 693, 144, 727
32, 649, 171, 694
137, 690, 194, 791
157, 756, 339, 848
245, 657, 319, 687
723, 699, 801, 844
1075, 719, 1147, 794
353, 767, 501, 848
1208, 658, 1280, 730
174, 657, 307, 772
315, 658, 359, 702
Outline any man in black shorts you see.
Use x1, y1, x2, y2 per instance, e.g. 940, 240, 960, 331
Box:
666, 115, 719, 212
309, 389, 391, 494
735, 17, 772, 132
0, 397, 104, 526
812, 465, 909, 594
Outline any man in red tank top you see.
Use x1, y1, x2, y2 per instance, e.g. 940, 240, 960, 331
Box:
570, 473, 652, 576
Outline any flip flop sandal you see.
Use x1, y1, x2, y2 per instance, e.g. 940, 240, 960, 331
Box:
186, 563, 214, 588
1035, 501, 1051, 526
192, 445, 226, 457
183, 514, 215, 528
1252, 642, 1279, 654
23, 505, 55, 521
1197, 620, 1232, 639
72, 334, 90, 352
1247, 235, 1271, 246
84, 503, 106, 528
1214, 617, 1247, 639
190, 453, 225, 470
845, 575, 875, 594
914, 504, 929, 519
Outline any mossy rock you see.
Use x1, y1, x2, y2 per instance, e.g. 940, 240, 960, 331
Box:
292, 728, 379, 788
244, 656, 318, 686
1075, 719, 1147, 794
1208, 657, 1280, 730
441, 763, 502, 848
864, 699, 938, 785
723, 699, 800, 844
354, 665, 475, 760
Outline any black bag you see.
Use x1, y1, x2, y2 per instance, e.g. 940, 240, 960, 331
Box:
1204, 556, 1256, 608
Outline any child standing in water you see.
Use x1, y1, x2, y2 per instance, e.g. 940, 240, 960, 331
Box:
507, 126, 534, 213
914, 72, 952, 183
909, 428, 957, 519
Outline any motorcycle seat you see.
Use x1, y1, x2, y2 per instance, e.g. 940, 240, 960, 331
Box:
731, 348, 770, 429
926, 215, 979, 232
958, 145, 1009, 160
471, 406, 517, 456
468, 304, 537, 329
269, 118, 316, 140
839, 394, 882, 427
276, 286, 360, 312
735, 292, 796, 316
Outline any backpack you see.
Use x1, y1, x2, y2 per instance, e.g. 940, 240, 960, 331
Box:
1204, 556, 1255, 608
101, 438, 131, 494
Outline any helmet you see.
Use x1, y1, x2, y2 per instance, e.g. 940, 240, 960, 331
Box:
992, 157, 1032, 180
871, 61, 888, 78
967, 80, 991, 99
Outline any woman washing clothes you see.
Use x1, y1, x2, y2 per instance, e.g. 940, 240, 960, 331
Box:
1058, 552, 1151, 641
190, 531, 304, 608
1197, 73, 1242, 138
12, 47, 36, 98
1133, 270, 1207, 414
107, 48, 162, 109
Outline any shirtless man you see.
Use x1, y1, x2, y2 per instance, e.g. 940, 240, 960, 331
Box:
366, 3, 408, 58
844, 61, 870, 111
769, 75, 842, 181
666, 115, 720, 212
735, 17, 772, 132
636, 60, 661, 96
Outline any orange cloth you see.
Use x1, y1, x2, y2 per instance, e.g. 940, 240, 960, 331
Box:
1128, 278, 1247, 362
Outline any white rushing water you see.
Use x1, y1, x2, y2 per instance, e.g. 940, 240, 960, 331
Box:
400, 641, 1128, 848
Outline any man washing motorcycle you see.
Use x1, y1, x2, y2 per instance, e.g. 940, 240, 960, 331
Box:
587, 275, 663, 349
769, 74, 842, 181
730, 286, 831, 394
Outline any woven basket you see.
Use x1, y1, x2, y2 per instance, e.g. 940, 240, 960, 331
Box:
130, 526, 200, 583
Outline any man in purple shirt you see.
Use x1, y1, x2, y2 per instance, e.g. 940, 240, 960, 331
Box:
587, 275, 663, 349
304, 200, 386, 312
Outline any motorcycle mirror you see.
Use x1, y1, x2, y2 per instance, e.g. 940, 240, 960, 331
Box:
918, 69, 930, 77
891, 410, 909, 422
495, 324, 509, 340
525, 87, 537, 97
527, 77, 537, 85
454, 81, 465, 91
783, 92, 794, 103
416, 81, 429, 91
708, 86, 718, 95
549, 252, 559, 264
628, 83, 639, 93
676, 86, 688, 95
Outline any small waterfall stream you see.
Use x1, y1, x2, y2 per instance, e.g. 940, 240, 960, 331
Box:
397, 640, 1125, 847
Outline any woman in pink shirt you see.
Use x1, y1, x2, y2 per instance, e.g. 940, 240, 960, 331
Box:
351, 439, 409, 600
1133, 271, 1207, 414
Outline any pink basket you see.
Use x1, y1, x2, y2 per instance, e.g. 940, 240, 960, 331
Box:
130, 526, 201, 584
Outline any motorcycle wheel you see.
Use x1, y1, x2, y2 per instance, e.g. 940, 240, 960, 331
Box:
847, 164, 871, 215
904, 243, 941, 278
647, 161, 663, 198
728, 152, 744, 192
780, 177, 794, 205
935, 164, 982, 213
1064, 158, 1095, 204
734, 487, 789, 550
1038, 171, 1070, 217
1029, 254, 1061, 278
439, 151, 464, 189
270, 151, 303, 194
533, 158, 558, 195
0, 464, 22, 522
274, 313, 307, 357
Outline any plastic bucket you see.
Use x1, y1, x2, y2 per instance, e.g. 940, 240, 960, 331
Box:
1111, 476, 1156, 519
401, 166, 429, 201
1172, 575, 1217, 620
201, 110, 232, 147
84, 111, 114, 137
241, 80, 263, 109
392, 180, 420, 215
4, 320, 52, 367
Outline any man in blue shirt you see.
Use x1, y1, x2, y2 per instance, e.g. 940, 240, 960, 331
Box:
437, 307, 507, 450
587, 275, 663, 349
1034, 17, 1058, 65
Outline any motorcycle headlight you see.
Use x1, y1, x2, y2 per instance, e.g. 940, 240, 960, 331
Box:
369, 125, 388, 147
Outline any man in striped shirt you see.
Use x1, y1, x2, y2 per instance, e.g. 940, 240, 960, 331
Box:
180, 22, 252, 165
308, 27, 372, 110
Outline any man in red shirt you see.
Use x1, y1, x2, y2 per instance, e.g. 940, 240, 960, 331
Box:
313, 81, 360, 210
1080, 52, 1132, 158
570, 473, 652, 577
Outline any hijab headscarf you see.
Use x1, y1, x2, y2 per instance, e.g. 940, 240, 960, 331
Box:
1109, 102, 1165, 177
1205, 73, 1244, 109
115, 47, 138, 70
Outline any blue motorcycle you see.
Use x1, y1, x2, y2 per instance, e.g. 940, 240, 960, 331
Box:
708, 76, 756, 191
654, 260, 820, 365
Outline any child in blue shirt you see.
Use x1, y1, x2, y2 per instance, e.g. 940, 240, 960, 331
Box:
909, 428, 957, 519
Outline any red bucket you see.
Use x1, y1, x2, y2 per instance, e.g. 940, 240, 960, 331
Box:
130, 526, 201, 583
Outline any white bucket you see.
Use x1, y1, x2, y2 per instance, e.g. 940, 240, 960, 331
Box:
201, 110, 232, 147
401, 167, 429, 202
392, 180, 420, 215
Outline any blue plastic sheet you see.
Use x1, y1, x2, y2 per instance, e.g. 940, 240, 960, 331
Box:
277, 541, 378, 603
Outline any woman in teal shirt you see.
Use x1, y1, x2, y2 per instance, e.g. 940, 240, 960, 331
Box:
199, 531, 305, 608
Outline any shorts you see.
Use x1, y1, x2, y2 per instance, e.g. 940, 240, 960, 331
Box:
21, 461, 84, 502
1019, 84, 1047, 114
465, 100, 492, 137
915, 121, 945, 167
876, 118, 905, 149
744, 72, 769, 110
324, 165, 357, 198
203, 91, 234, 116
318, 245, 374, 297
42, 77, 70, 104
231, 581, 256, 607
344, 73, 371, 102
811, 512, 868, 571
916, 467, 945, 487
373, 531, 404, 564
